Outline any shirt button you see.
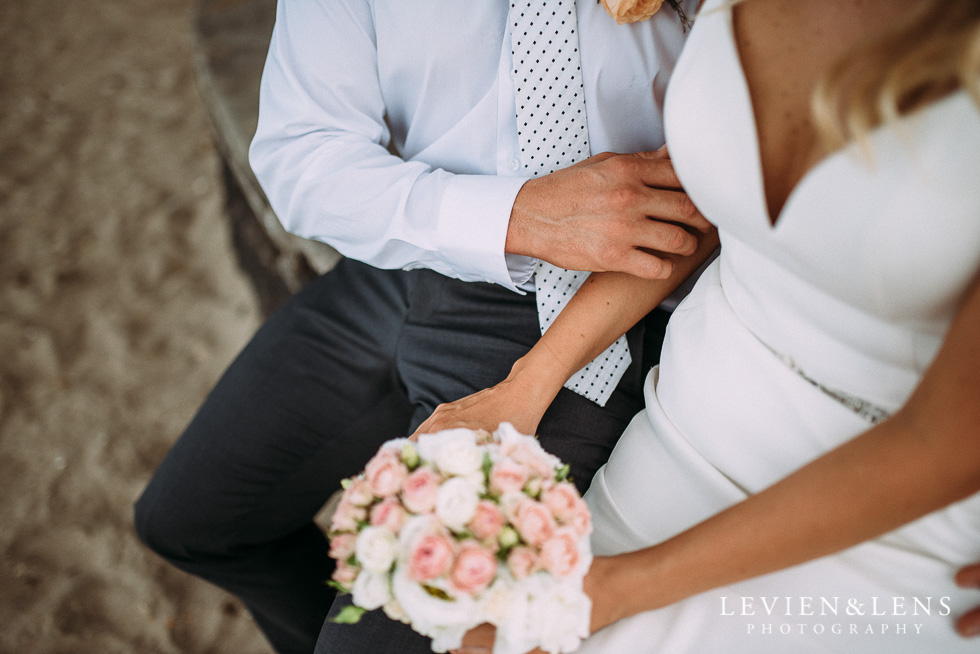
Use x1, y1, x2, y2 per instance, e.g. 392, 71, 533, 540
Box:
509, 158, 521, 171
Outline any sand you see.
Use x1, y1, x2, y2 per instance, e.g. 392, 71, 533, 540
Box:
0, 0, 273, 651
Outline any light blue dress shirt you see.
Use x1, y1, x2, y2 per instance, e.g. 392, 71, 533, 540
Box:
249, 0, 693, 291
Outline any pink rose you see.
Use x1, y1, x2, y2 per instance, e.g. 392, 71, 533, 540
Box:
408, 531, 455, 581
469, 500, 505, 542
600, 0, 665, 25
450, 543, 498, 595
539, 527, 580, 577
344, 476, 374, 507
506, 546, 538, 580
364, 450, 408, 498
328, 533, 357, 561
332, 560, 359, 588
569, 500, 592, 537
513, 498, 556, 548
330, 496, 367, 532
498, 492, 524, 524
501, 439, 555, 479
401, 466, 442, 514
542, 482, 581, 523
489, 458, 530, 495
370, 497, 407, 533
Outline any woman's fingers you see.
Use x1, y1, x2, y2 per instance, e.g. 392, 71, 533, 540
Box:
956, 563, 980, 637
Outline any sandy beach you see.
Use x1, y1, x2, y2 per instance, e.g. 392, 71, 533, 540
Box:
1, 0, 272, 651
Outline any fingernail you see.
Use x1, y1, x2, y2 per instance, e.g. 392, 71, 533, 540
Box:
960, 623, 980, 638
955, 576, 980, 589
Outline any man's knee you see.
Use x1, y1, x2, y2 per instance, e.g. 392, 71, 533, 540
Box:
133, 483, 187, 562
133, 477, 227, 565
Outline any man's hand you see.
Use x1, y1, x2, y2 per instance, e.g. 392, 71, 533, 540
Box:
956, 563, 980, 637
506, 149, 711, 279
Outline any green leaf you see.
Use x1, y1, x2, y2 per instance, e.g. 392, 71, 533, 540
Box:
554, 464, 571, 482
325, 579, 350, 594
497, 526, 520, 551
330, 605, 367, 624
421, 584, 453, 601
401, 443, 421, 470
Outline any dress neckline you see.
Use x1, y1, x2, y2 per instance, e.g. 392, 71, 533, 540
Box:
714, 0, 864, 232
720, 1, 842, 230
680, 0, 970, 233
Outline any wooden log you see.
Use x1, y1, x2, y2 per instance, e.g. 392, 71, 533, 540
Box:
191, 0, 340, 316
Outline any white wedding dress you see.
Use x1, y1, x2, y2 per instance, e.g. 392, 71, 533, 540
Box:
578, 1, 980, 652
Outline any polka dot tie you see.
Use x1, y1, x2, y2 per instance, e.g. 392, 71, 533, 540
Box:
511, 0, 631, 406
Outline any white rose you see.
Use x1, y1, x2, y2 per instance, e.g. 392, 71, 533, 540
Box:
351, 570, 392, 611
392, 566, 481, 650
528, 578, 591, 653
418, 429, 481, 473
477, 574, 523, 627
435, 477, 480, 531
435, 434, 483, 477
355, 526, 398, 574
383, 598, 410, 624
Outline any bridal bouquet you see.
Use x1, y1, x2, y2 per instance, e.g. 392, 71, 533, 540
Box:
327, 423, 593, 654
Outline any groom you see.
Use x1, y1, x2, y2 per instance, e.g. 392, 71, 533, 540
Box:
134, 1, 707, 653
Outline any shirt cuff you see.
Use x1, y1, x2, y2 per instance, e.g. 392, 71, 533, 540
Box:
437, 174, 531, 292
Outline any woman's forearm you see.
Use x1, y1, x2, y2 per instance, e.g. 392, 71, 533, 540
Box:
593, 275, 980, 630
412, 230, 718, 438
511, 228, 719, 408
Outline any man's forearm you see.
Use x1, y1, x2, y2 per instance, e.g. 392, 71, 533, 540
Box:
505, 150, 712, 280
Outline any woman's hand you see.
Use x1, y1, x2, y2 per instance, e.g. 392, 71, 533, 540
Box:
450, 623, 496, 654
450, 624, 548, 654
413, 348, 570, 438
956, 562, 980, 637
449, 555, 649, 654
412, 376, 545, 438
583, 555, 633, 634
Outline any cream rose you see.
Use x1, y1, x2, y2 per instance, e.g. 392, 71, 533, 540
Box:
600, 0, 665, 25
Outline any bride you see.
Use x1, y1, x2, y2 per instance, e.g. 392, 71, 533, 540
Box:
417, 0, 980, 651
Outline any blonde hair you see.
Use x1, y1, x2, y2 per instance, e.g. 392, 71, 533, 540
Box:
813, 0, 980, 150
